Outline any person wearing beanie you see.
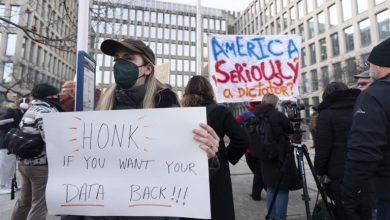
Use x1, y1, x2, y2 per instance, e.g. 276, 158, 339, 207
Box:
11, 83, 63, 220
342, 37, 390, 219
354, 70, 373, 90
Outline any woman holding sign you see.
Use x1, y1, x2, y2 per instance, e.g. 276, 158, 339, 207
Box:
181, 75, 249, 220
62, 39, 220, 220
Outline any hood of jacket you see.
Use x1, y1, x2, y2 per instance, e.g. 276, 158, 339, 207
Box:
318, 89, 360, 112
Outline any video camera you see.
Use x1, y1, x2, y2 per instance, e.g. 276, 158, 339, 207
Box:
281, 100, 305, 143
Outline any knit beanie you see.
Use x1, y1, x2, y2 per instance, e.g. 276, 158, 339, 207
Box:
368, 37, 390, 67
31, 83, 59, 99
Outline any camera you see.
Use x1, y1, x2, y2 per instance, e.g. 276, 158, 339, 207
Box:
281, 100, 306, 143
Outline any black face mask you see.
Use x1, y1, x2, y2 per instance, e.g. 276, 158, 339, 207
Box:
113, 58, 146, 89
46, 97, 60, 105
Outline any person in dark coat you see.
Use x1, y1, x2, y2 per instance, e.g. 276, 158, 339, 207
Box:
181, 75, 250, 220
342, 37, 390, 220
313, 82, 374, 219
62, 39, 220, 220
253, 93, 301, 220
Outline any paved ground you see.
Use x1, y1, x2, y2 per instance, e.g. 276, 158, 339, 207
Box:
0, 140, 317, 220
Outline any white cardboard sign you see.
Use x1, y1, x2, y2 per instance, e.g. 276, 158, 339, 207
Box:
43, 107, 210, 218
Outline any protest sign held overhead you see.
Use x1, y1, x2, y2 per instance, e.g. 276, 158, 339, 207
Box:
43, 107, 210, 219
209, 35, 301, 103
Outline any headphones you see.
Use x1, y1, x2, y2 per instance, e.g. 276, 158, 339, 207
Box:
19, 97, 29, 110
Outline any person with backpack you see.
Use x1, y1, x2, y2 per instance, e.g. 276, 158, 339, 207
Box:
0, 98, 30, 194
253, 93, 301, 220
181, 75, 249, 220
236, 101, 266, 201
10, 83, 63, 220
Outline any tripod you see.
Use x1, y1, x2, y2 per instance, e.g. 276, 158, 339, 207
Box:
265, 142, 335, 220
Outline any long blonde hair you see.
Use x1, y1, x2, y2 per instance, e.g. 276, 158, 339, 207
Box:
96, 56, 166, 110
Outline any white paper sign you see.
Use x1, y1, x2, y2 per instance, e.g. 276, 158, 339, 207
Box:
43, 107, 210, 218
208, 34, 301, 103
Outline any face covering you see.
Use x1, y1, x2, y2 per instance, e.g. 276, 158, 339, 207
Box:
113, 58, 145, 89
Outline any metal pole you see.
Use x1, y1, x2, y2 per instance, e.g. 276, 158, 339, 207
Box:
196, 0, 202, 75
77, 0, 90, 52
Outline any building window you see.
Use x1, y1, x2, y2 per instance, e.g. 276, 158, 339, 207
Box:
309, 43, 316, 65
171, 14, 177, 26
137, 10, 143, 22
359, 19, 371, 47
170, 74, 176, 87
344, 26, 354, 52
20, 37, 27, 58
357, 0, 368, 14
302, 72, 308, 93
377, 10, 390, 40
158, 28, 163, 39
333, 62, 342, 82
170, 59, 176, 71
157, 13, 163, 24
221, 20, 226, 31
2, 62, 14, 83
276, 18, 281, 33
283, 12, 288, 29
301, 47, 307, 68
311, 69, 318, 91
150, 27, 156, 38
342, 0, 352, 21
321, 66, 329, 87
346, 58, 357, 84
164, 13, 170, 25
328, 4, 338, 27
317, 0, 324, 7
5, 33, 17, 56
144, 11, 150, 23
150, 12, 156, 23
178, 44, 183, 56
203, 18, 208, 29
290, 7, 296, 23
10, 5, 20, 24
331, 32, 340, 57
297, 1, 304, 19
306, 0, 313, 13
164, 28, 170, 39
307, 17, 315, 39
299, 24, 305, 41
319, 38, 327, 61
190, 60, 195, 72
136, 25, 142, 37
210, 18, 215, 29
317, 11, 325, 34
157, 43, 163, 55
170, 44, 176, 56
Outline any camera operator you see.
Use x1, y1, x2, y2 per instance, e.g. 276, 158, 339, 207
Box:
314, 82, 374, 219
254, 94, 301, 220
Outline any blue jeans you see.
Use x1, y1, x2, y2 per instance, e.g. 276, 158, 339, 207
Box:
266, 188, 289, 220
376, 199, 390, 220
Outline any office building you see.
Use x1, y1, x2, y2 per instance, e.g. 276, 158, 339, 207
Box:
234, 0, 390, 117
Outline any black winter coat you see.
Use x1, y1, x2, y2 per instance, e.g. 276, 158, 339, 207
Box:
343, 74, 390, 202
254, 104, 301, 191
314, 89, 360, 180
0, 108, 24, 149
202, 99, 249, 220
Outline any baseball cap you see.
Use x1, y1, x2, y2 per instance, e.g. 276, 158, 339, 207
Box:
100, 39, 156, 65
354, 70, 370, 79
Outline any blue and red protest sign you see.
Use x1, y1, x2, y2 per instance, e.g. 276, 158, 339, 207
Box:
208, 35, 301, 103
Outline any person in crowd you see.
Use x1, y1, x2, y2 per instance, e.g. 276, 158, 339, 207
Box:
11, 84, 63, 220
181, 75, 249, 220
236, 101, 266, 201
342, 37, 390, 219
0, 98, 30, 194
313, 82, 374, 219
354, 70, 373, 91
308, 106, 318, 145
62, 38, 220, 220
254, 93, 301, 220
61, 81, 76, 95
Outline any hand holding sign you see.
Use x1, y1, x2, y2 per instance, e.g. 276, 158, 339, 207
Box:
193, 123, 220, 159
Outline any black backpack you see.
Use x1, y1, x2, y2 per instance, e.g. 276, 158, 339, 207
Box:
243, 114, 278, 161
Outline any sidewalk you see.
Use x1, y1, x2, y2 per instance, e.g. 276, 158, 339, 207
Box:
0, 140, 317, 220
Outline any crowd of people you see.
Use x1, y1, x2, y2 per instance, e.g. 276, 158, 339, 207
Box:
0, 36, 389, 220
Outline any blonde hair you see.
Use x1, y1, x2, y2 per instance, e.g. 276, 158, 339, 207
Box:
96, 56, 167, 110
262, 93, 279, 107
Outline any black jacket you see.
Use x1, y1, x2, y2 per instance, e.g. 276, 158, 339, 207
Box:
254, 104, 301, 191
0, 108, 24, 149
192, 98, 249, 220
314, 89, 360, 180
343, 74, 390, 202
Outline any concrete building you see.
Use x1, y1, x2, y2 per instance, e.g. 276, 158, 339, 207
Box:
0, 0, 77, 103
234, 0, 390, 118
89, 0, 236, 95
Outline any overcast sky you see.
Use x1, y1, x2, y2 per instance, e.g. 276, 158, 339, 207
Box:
160, 0, 253, 12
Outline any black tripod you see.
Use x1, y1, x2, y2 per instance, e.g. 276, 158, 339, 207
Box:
265, 142, 335, 220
